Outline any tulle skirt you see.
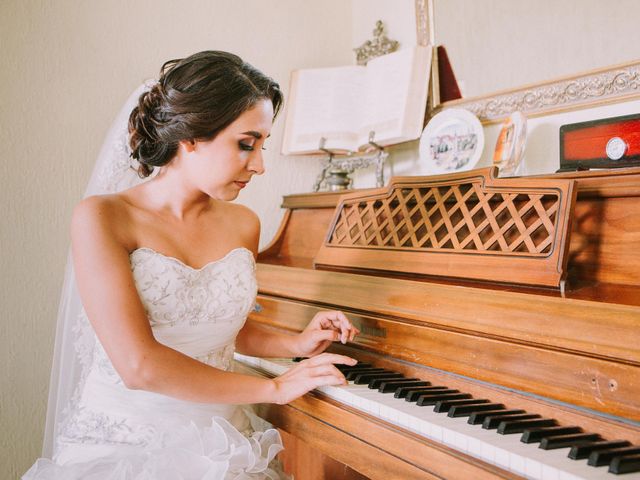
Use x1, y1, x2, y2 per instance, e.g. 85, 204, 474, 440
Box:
23, 411, 287, 480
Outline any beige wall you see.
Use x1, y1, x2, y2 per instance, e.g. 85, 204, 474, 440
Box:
0, 1, 352, 476
433, 0, 640, 98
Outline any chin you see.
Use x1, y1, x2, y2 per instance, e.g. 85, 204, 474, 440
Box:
216, 190, 240, 202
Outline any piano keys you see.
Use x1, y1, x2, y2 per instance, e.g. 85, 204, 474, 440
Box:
235, 354, 640, 478
235, 167, 640, 479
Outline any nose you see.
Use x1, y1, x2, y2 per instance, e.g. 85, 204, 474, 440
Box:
248, 149, 265, 175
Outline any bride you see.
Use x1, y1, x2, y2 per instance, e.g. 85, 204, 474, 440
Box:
24, 50, 358, 479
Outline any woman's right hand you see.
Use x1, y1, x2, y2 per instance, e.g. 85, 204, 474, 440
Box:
271, 353, 357, 405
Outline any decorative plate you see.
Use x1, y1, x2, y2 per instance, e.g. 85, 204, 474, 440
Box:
419, 108, 484, 174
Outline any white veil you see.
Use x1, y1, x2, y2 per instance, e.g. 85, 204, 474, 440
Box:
43, 81, 156, 457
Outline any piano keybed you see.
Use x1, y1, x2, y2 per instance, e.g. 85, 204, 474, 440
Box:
235, 353, 640, 479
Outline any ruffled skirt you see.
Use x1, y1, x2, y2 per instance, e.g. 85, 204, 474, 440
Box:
23, 413, 287, 480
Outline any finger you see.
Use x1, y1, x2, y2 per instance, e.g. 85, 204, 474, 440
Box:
312, 329, 340, 344
311, 311, 335, 330
306, 364, 345, 380
334, 311, 354, 343
314, 373, 348, 388
349, 324, 360, 342
315, 311, 342, 329
316, 311, 351, 343
305, 352, 356, 367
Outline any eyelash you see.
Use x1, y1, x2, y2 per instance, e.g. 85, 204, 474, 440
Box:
239, 143, 266, 152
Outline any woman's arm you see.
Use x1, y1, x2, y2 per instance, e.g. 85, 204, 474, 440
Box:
236, 321, 300, 358
237, 208, 359, 358
71, 196, 354, 405
236, 311, 359, 358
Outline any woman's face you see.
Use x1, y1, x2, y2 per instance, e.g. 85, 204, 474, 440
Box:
183, 99, 274, 201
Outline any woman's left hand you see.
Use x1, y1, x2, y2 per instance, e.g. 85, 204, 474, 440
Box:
294, 311, 360, 357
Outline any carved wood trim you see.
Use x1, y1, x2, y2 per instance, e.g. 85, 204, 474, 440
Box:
439, 60, 640, 124
315, 168, 576, 287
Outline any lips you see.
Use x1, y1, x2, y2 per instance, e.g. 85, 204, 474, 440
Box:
234, 181, 249, 188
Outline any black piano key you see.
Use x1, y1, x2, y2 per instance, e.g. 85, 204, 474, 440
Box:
368, 375, 406, 389
345, 368, 387, 381
588, 446, 640, 467
483, 413, 540, 430
336, 363, 372, 373
344, 367, 387, 379
520, 425, 582, 444
354, 372, 402, 385
569, 440, 632, 460
497, 418, 557, 435
434, 399, 490, 414
405, 387, 453, 402
292, 357, 307, 362
378, 379, 428, 393
468, 409, 525, 425
539, 432, 602, 450
448, 402, 505, 418
394, 383, 433, 398
610, 454, 640, 475
417, 392, 472, 406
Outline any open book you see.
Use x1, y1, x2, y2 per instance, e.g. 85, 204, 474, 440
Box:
282, 46, 432, 155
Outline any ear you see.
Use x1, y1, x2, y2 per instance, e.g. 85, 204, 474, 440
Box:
178, 139, 197, 153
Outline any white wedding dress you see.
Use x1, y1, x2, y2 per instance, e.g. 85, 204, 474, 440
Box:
24, 246, 286, 480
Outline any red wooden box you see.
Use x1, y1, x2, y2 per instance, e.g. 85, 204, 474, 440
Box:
559, 113, 640, 172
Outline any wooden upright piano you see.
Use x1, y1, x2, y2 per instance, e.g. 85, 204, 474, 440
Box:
234, 167, 640, 479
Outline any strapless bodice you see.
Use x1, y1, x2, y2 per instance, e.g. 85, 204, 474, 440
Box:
128, 246, 257, 366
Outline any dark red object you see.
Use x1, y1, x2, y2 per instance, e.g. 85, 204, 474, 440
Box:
559, 113, 640, 172
437, 46, 462, 102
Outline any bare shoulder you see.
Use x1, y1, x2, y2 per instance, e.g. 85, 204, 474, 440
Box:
221, 202, 260, 253
227, 202, 260, 228
71, 194, 134, 252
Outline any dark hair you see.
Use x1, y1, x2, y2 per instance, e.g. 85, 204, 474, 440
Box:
128, 51, 283, 177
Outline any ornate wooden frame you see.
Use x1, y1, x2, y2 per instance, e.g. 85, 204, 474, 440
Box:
415, 0, 640, 123
314, 168, 576, 287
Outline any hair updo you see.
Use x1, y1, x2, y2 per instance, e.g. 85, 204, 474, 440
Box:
128, 51, 283, 177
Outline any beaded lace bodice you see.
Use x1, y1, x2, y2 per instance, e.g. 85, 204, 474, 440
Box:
129, 247, 257, 366
56, 246, 258, 452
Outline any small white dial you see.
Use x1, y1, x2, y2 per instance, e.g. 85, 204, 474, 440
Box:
606, 137, 627, 161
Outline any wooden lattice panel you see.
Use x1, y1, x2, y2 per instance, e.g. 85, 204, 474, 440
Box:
314, 168, 577, 287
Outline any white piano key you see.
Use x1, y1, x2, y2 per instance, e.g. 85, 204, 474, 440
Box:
510, 451, 526, 476
495, 447, 510, 469
468, 436, 484, 458
235, 355, 640, 480
525, 457, 543, 480
542, 464, 560, 480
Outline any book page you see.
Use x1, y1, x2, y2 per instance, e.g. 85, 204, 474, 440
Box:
359, 46, 431, 147
283, 66, 365, 154
400, 46, 431, 142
